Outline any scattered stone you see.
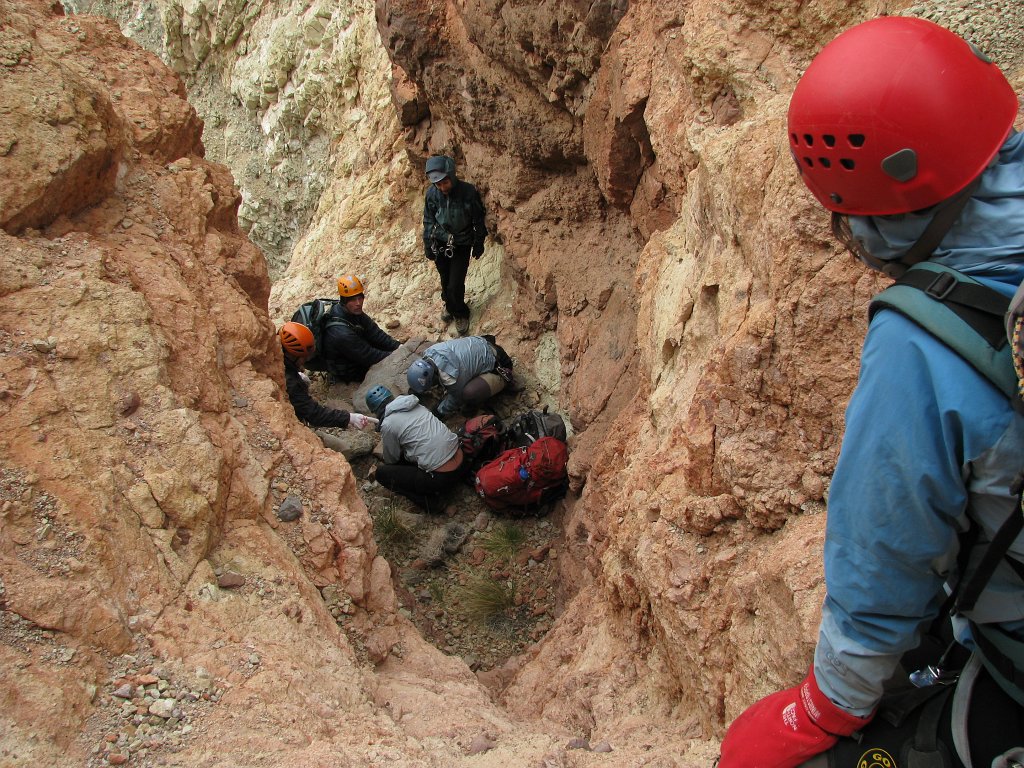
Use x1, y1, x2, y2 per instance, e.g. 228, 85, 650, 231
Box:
31, 337, 56, 353
385, 319, 400, 329
112, 684, 133, 699
216, 572, 245, 589
277, 494, 303, 522
529, 544, 550, 562
148, 698, 175, 718
467, 734, 497, 755
472, 512, 489, 531
566, 737, 591, 750
469, 547, 487, 566
593, 741, 613, 753
118, 391, 141, 415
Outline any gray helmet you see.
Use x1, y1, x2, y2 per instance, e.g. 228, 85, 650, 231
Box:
425, 155, 455, 184
406, 358, 437, 393
365, 385, 394, 417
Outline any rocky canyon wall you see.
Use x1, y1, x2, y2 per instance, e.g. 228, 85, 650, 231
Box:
0, 3, 591, 766
3, 0, 1024, 766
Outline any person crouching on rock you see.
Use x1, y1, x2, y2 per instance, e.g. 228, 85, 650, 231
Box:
365, 385, 465, 513
321, 273, 401, 384
280, 321, 376, 430
405, 335, 513, 420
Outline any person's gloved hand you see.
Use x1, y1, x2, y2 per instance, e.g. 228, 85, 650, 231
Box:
471, 242, 484, 259
718, 667, 872, 768
348, 413, 379, 430
425, 243, 437, 262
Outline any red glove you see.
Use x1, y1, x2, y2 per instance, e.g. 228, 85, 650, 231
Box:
718, 667, 872, 768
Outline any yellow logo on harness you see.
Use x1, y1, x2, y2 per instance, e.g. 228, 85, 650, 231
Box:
857, 749, 897, 768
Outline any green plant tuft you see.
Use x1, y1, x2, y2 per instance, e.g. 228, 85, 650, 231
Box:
455, 574, 516, 623
478, 523, 526, 561
373, 502, 414, 547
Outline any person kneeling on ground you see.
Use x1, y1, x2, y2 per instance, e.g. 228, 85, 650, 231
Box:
366, 385, 464, 512
280, 322, 376, 430
405, 335, 513, 419
322, 274, 400, 383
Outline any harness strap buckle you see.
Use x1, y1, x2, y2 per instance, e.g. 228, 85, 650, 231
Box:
925, 272, 957, 301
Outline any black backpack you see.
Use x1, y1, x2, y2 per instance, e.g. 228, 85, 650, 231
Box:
502, 406, 567, 449
291, 298, 344, 372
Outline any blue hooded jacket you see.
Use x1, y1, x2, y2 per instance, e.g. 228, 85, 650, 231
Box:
815, 132, 1024, 714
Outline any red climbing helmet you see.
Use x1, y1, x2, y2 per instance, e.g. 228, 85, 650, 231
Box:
788, 16, 1018, 216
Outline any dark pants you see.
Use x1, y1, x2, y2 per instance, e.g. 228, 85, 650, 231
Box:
433, 244, 471, 319
375, 462, 463, 511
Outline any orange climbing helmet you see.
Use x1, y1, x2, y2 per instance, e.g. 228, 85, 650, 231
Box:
279, 322, 315, 361
337, 274, 365, 298
788, 16, 1018, 216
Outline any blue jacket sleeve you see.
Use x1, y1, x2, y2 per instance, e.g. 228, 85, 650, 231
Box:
814, 309, 1017, 713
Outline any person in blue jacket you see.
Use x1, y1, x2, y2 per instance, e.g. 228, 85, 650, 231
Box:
422, 155, 487, 335
406, 335, 513, 420
720, 17, 1024, 768
321, 274, 400, 383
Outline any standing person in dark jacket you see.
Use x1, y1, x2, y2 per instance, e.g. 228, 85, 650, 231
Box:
280, 322, 376, 430
321, 274, 400, 383
422, 155, 487, 335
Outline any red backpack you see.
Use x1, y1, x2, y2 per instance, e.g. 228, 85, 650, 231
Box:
457, 414, 504, 470
474, 436, 569, 513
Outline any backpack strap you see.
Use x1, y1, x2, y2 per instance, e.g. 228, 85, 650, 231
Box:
869, 262, 1017, 399
872, 264, 1024, 704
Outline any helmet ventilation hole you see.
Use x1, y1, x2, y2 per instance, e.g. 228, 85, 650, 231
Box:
848, 134, 866, 147
803, 157, 814, 167
819, 158, 832, 168
803, 134, 814, 146
823, 135, 836, 147
840, 158, 856, 170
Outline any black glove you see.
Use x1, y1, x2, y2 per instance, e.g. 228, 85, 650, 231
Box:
471, 242, 484, 259
425, 242, 437, 261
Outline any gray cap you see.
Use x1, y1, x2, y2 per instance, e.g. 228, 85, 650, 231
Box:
425, 155, 453, 184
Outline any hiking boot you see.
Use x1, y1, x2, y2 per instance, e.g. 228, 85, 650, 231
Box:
440, 310, 453, 323
455, 316, 470, 335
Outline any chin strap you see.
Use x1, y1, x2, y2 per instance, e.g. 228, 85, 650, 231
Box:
832, 176, 983, 278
